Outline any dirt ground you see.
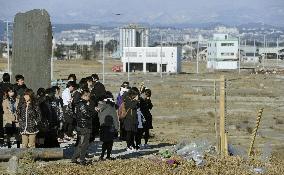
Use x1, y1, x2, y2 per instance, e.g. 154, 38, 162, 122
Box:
0, 57, 283, 174
46, 58, 284, 160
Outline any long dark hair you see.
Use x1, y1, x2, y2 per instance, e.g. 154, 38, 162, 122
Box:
23, 89, 37, 107
4, 86, 17, 100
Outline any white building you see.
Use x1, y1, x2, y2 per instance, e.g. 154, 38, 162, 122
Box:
119, 24, 149, 57
207, 34, 239, 70
121, 47, 181, 73
95, 34, 115, 43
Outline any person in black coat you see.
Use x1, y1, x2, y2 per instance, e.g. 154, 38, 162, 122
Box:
0, 73, 12, 144
71, 89, 93, 165
13, 75, 28, 98
90, 74, 106, 141
43, 88, 60, 148
123, 89, 139, 151
140, 89, 153, 147
52, 86, 64, 141
36, 88, 49, 147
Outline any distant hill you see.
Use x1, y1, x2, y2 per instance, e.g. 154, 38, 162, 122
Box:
52, 23, 92, 33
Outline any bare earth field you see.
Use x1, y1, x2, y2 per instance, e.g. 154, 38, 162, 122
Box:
0, 58, 283, 174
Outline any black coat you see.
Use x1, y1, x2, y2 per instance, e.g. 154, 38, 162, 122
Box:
17, 101, 41, 134
122, 96, 138, 132
140, 98, 153, 129
91, 81, 106, 103
13, 84, 28, 97
75, 99, 92, 129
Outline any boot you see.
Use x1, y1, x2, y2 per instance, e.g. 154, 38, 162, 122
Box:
16, 141, 21, 148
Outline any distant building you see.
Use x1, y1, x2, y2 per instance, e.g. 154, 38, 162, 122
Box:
95, 34, 115, 43
119, 24, 149, 57
215, 26, 239, 35
121, 47, 181, 73
207, 34, 239, 70
243, 53, 260, 63
57, 39, 92, 46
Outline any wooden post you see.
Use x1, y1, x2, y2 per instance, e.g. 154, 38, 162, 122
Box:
214, 80, 220, 154
248, 108, 264, 157
219, 75, 228, 157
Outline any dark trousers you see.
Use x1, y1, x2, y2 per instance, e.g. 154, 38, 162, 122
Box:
63, 121, 74, 137
135, 129, 143, 147
57, 121, 65, 139
89, 114, 98, 143
72, 128, 91, 162
136, 128, 150, 147
126, 131, 136, 148
63, 106, 75, 137
0, 113, 4, 144
144, 129, 150, 144
119, 121, 126, 140
101, 141, 113, 158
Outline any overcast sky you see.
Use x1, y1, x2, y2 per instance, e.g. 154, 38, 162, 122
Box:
1, 0, 284, 26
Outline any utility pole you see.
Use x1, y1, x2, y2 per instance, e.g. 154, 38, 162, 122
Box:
51, 38, 55, 81
197, 38, 199, 74
277, 38, 279, 67
160, 34, 163, 78
102, 30, 105, 84
127, 38, 130, 82
253, 39, 256, 67
263, 35, 266, 68
6, 20, 10, 74
238, 36, 241, 74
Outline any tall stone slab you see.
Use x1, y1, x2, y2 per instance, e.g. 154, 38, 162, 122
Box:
12, 9, 52, 91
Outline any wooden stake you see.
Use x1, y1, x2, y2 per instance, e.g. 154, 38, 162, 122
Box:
214, 80, 220, 154
219, 75, 228, 157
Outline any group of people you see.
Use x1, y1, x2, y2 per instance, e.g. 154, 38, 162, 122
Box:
0, 73, 153, 165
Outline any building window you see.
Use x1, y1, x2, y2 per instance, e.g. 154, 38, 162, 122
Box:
221, 43, 235, 46
146, 52, 158, 57
126, 52, 137, 57
221, 52, 234, 56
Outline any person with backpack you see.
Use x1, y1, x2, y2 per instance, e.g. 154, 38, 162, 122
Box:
116, 82, 129, 141
121, 89, 139, 152
97, 91, 119, 160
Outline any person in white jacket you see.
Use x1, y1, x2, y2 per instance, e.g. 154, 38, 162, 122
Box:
62, 81, 76, 139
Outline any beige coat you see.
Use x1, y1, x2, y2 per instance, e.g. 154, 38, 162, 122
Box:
3, 98, 19, 127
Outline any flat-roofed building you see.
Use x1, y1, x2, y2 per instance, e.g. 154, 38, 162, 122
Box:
207, 34, 239, 70
121, 47, 181, 73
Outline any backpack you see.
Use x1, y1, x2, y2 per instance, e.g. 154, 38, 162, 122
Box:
118, 102, 131, 120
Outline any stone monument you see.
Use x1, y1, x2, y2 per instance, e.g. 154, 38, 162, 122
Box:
12, 9, 52, 91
